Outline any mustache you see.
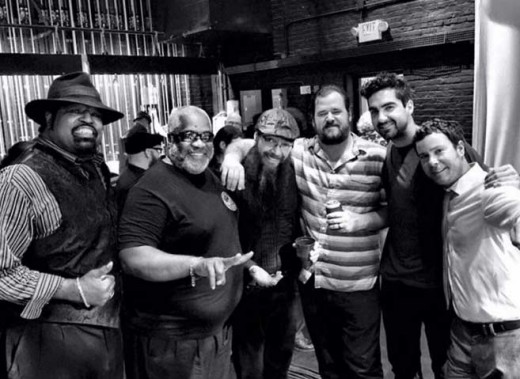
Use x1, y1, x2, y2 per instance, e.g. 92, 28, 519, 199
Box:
324, 122, 340, 128
377, 121, 393, 128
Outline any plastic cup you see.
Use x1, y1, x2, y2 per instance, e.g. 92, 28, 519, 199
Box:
294, 236, 315, 269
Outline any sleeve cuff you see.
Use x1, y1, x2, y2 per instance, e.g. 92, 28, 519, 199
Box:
244, 260, 257, 271
20, 273, 63, 319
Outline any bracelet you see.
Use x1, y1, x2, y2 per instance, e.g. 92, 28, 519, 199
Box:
189, 258, 202, 288
76, 277, 91, 308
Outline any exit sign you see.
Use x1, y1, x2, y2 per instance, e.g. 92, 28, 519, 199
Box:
357, 20, 388, 43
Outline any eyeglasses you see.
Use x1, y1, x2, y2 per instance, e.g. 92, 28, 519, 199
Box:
170, 131, 214, 143
261, 135, 293, 152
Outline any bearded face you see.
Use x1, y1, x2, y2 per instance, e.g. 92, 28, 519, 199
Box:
166, 111, 214, 175
313, 91, 350, 145
44, 104, 104, 157
168, 140, 214, 175
243, 146, 282, 212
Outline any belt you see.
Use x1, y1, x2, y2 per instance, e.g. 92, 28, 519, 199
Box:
461, 319, 520, 337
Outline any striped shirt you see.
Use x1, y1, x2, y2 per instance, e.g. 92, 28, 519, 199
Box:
292, 133, 386, 292
0, 163, 63, 319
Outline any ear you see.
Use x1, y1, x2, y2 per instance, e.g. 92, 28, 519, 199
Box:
44, 111, 54, 131
456, 140, 465, 157
406, 99, 414, 115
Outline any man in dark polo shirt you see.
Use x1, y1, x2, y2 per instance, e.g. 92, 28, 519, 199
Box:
118, 105, 252, 379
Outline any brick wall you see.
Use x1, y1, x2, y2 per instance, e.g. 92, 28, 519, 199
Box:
230, 0, 477, 141
407, 67, 475, 141
273, 0, 475, 57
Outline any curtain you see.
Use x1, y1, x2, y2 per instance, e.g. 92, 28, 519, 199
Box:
473, 0, 520, 170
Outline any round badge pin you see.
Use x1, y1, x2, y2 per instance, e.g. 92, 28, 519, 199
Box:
221, 192, 237, 211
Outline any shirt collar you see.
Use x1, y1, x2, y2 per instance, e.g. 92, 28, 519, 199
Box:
307, 132, 365, 162
446, 162, 485, 196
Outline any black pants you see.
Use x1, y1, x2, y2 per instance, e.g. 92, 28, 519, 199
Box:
124, 325, 235, 379
299, 276, 383, 379
232, 277, 298, 379
1, 321, 123, 379
381, 279, 451, 379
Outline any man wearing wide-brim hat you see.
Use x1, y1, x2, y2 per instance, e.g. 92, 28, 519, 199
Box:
0, 72, 124, 378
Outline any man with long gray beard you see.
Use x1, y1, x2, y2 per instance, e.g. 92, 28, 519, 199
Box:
231, 108, 301, 379
222, 85, 387, 379
118, 105, 252, 379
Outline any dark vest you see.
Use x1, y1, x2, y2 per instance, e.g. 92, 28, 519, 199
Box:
12, 143, 120, 328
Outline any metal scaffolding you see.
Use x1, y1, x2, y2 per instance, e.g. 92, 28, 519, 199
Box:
0, 0, 194, 162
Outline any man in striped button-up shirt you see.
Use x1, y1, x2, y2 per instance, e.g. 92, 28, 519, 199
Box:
222, 85, 387, 379
0, 72, 124, 379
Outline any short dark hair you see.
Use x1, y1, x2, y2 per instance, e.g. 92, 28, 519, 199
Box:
312, 84, 350, 115
414, 118, 466, 147
213, 125, 243, 155
134, 111, 152, 124
360, 72, 413, 106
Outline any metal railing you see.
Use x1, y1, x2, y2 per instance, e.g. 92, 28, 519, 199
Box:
0, 0, 196, 162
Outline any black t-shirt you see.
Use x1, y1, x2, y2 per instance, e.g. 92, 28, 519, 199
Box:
115, 163, 146, 213
118, 161, 243, 338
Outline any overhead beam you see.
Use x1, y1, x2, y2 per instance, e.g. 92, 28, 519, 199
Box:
226, 29, 474, 75
0, 54, 217, 76
88, 55, 218, 75
0, 54, 82, 75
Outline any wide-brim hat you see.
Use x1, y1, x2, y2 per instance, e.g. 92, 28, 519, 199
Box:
25, 72, 124, 126
255, 108, 300, 140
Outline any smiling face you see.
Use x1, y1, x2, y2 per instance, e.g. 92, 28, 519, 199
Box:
415, 132, 468, 187
256, 134, 293, 170
313, 91, 350, 145
44, 103, 103, 156
168, 111, 214, 175
368, 88, 414, 142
